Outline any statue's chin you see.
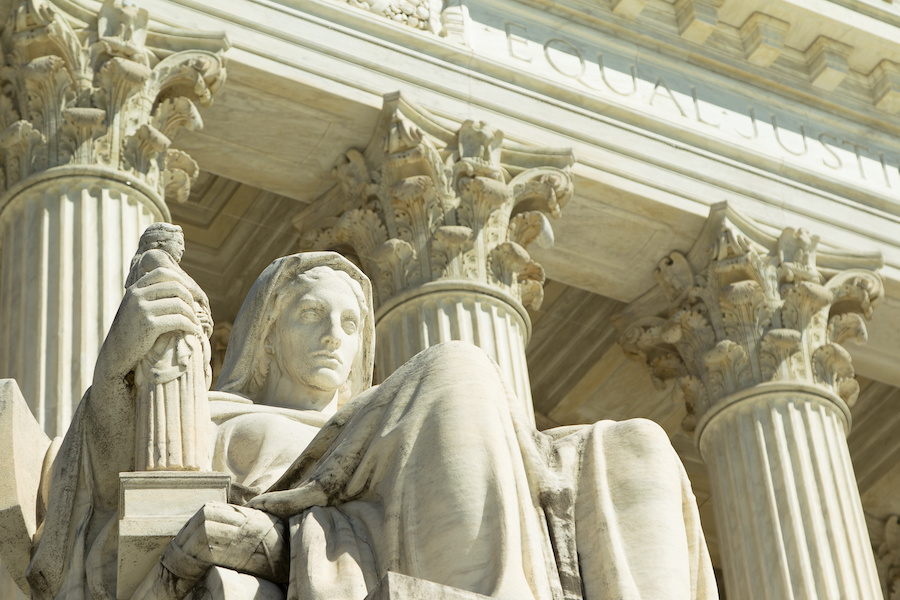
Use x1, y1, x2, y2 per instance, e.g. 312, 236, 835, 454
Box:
291, 369, 346, 408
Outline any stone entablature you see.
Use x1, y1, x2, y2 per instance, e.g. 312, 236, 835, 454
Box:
130, 0, 900, 231
319, 0, 900, 116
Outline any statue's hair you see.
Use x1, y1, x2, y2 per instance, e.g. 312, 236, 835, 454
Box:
126, 223, 186, 288
248, 266, 368, 404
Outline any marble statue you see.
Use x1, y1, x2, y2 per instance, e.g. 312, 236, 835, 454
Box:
125, 223, 214, 472
8, 249, 717, 600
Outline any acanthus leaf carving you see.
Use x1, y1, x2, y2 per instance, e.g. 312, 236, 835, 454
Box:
508, 211, 554, 249
616, 204, 882, 431
162, 148, 198, 204
295, 94, 574, 313
0, 0, 228, 200
153, 96, 202, 140
60, 106, 104, 163
431, 225, 474, 280
759, 328, 803, 382
0, 119, 44, 186
124, 123, 169, 177
811, 343, 858, 405
827, 312, 868, 346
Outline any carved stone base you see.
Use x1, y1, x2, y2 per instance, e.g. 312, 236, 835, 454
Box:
364, 573, 492, 600
117, 472, 230, 600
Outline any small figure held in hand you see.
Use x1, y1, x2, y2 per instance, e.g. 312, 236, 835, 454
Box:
126, 222, 213, 471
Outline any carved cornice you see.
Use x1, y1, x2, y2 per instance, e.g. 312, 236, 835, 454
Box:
614, 203, 883, 432
293, 92, 574, 311
0, 0, 228, 205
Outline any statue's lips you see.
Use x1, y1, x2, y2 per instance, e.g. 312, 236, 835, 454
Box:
310, 351, 342, 365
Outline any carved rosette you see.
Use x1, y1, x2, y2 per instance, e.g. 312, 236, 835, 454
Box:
0, 0, 227, 204
616, 203, 883, 431
295, 94, 575, 313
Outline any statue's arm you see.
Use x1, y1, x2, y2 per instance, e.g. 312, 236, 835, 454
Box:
85, 266, 205, 510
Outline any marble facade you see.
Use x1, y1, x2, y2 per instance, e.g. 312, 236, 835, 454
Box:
1, 0, 900, 597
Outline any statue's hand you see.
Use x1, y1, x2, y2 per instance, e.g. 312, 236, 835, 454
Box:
93, 266, 204, 387
244, 484, 329, 518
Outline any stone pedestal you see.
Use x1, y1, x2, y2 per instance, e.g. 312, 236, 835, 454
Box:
296, 94, 574, 423
618, 203, 885, 599
117, 472, 231, 600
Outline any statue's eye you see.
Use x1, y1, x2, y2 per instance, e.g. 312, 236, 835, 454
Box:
342, 317, 358, 335
298, 308, 320, 323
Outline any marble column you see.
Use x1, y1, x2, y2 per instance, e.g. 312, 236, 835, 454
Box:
0, 0, 227, 436
617, 203, 884, 599
295, 94, 574, 424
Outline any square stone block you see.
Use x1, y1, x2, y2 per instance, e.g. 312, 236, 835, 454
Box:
117, 472, 230, 600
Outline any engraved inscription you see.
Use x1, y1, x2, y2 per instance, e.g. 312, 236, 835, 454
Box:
479, 18, 900, 193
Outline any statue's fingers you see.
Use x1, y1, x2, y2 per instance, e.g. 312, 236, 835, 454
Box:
245, 486, 328, 518
145, 297, 201, 325
134, 266, 197, 290
139, 279, 196, 305
147, 313, 203, 340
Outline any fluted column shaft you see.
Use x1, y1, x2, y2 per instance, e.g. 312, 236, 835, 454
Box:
375, 283, 533, 421
699, 383, 881, 599
0, 171, 163, 436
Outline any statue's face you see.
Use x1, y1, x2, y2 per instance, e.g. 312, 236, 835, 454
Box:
274, 270, 362, 395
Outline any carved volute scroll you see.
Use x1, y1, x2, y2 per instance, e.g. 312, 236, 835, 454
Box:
295, 93, 575, 314
0, 0, 228, 207
614, 202, 883, 432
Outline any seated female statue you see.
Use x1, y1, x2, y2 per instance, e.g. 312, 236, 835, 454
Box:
26, 252, 717, 600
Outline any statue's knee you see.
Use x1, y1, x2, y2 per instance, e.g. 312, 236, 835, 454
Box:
604, 418, 676, 462
417, 342, 500, 385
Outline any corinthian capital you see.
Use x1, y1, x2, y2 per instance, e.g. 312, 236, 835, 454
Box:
0, 0, 228, 202
295, 93, 575, 311
615, 203, 883, 431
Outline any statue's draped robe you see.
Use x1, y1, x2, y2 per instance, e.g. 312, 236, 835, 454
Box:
27, 342, 717, 600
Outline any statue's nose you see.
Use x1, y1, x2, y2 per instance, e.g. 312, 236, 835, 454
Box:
322, 318, 341, 349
